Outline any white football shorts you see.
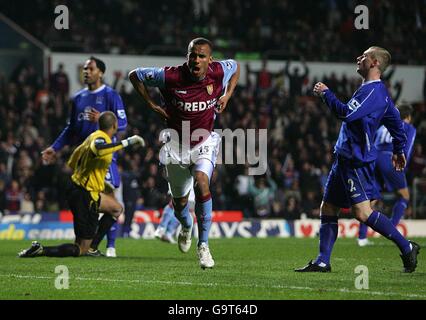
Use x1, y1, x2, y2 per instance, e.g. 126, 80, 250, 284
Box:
160, 132, 221, 198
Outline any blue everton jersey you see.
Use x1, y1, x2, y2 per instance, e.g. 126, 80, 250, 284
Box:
322, 80, 406, 163
52, 84, 127, 151
374, 122, 416, 163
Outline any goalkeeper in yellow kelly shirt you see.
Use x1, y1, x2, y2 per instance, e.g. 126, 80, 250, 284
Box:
18, 111, 145, 258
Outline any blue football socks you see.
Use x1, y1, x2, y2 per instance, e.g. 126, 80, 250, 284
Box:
106, 222, 118, 248
159, 204, 175, 229
365, 210, 411, 255
174, 201, 193, 230
391, 198, 409, 227
195, 194, 212, 246
314, 215, 338, 266
358, 222, 368, 240
166, 216, 180, 236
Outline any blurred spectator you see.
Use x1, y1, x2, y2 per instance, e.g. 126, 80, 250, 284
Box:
5, 180, 22, 213
283, 196, 301, 220
120, 162, 141, 237
34, 190, 48, 212
234, 165, 252, 217
0, 180, 6, 213
284, 59, 309, 98
248, 174, 277, 217
301, 191, 320, 218
409, 143, 426, 180
192, 0, 212, 20
271, 188, 286, 217
212, 184, 227, 210
20, 192, 35, 213
0, 163, 11, 185
281, 155, 299, 189
49, 63, 69, 100
423, 68, 426, 103
141, 176, 167, 209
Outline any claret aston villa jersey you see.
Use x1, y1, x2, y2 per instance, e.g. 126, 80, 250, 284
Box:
136, 60, 237, 146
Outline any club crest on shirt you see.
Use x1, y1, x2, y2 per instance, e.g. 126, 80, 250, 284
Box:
348, 98, 361, 111
206, 84, 213, 95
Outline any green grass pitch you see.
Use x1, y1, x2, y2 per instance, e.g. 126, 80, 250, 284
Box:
0, 237, 425, 300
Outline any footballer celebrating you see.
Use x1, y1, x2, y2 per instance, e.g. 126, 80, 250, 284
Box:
129, 37, 240, 269
296, 46, 420, 273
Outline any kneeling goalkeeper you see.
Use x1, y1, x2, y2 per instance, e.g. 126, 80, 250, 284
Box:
18, 111, 145, 258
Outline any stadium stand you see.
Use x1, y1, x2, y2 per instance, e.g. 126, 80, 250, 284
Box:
1, 0, 425, 63
1, 0, 426, 220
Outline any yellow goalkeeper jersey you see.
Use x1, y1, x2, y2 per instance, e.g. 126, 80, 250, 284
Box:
67, 130, 123, 201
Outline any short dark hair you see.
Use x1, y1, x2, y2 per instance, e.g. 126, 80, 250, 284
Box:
397, 104, 413, 120
99, 111, 117, 130
188, 37, 213, 53
89, 56, 106, 73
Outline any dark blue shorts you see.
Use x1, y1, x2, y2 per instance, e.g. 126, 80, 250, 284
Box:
375, 151, 407, 192
105, 160, 120, 189
323, 155, 381, 208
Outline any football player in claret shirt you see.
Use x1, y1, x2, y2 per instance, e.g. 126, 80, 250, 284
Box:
19, 112, 144, 258
357, 104, 417, 246
295, 46, 420, 273
41, 57, 127, 257
129, 37, 240, 269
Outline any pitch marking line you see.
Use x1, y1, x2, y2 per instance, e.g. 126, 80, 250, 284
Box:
1, 274, 426, 299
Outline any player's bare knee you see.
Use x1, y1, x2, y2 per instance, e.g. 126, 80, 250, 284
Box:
320, 202, 339, 216
112, 203, 123, 218
397, 189, 410, 201
194, 174, 210, 196
353, 208, 370, 222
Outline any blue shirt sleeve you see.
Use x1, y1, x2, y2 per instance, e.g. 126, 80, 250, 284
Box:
405, 124, 416, 163
323, 85, 381, 123
219, 59, 238, 89
51, 100, 77, 151
110, 92, 127, 132
381, 104, 406, 155
135, 67, 165, 88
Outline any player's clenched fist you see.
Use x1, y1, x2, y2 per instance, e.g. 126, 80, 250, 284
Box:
313, 82, 329, 96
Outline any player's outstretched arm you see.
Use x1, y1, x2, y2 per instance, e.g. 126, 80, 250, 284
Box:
92, 135, 145, 157
43, 100, 78, 165
314, 82, 375, 122
217, 61, 240, 113
128, 70, 169, 121
49, 100, 78, 154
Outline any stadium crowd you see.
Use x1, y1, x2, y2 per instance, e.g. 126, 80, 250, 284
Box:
2, 0, 426, 64
1, 58, 426, 220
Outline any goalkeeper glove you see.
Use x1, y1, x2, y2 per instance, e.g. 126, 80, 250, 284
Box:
122, 135, 145, 147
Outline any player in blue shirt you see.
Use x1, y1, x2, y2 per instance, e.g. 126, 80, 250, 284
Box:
41, 56, 127, 257
295, 46, 420, 273
358, 104, 416, 246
